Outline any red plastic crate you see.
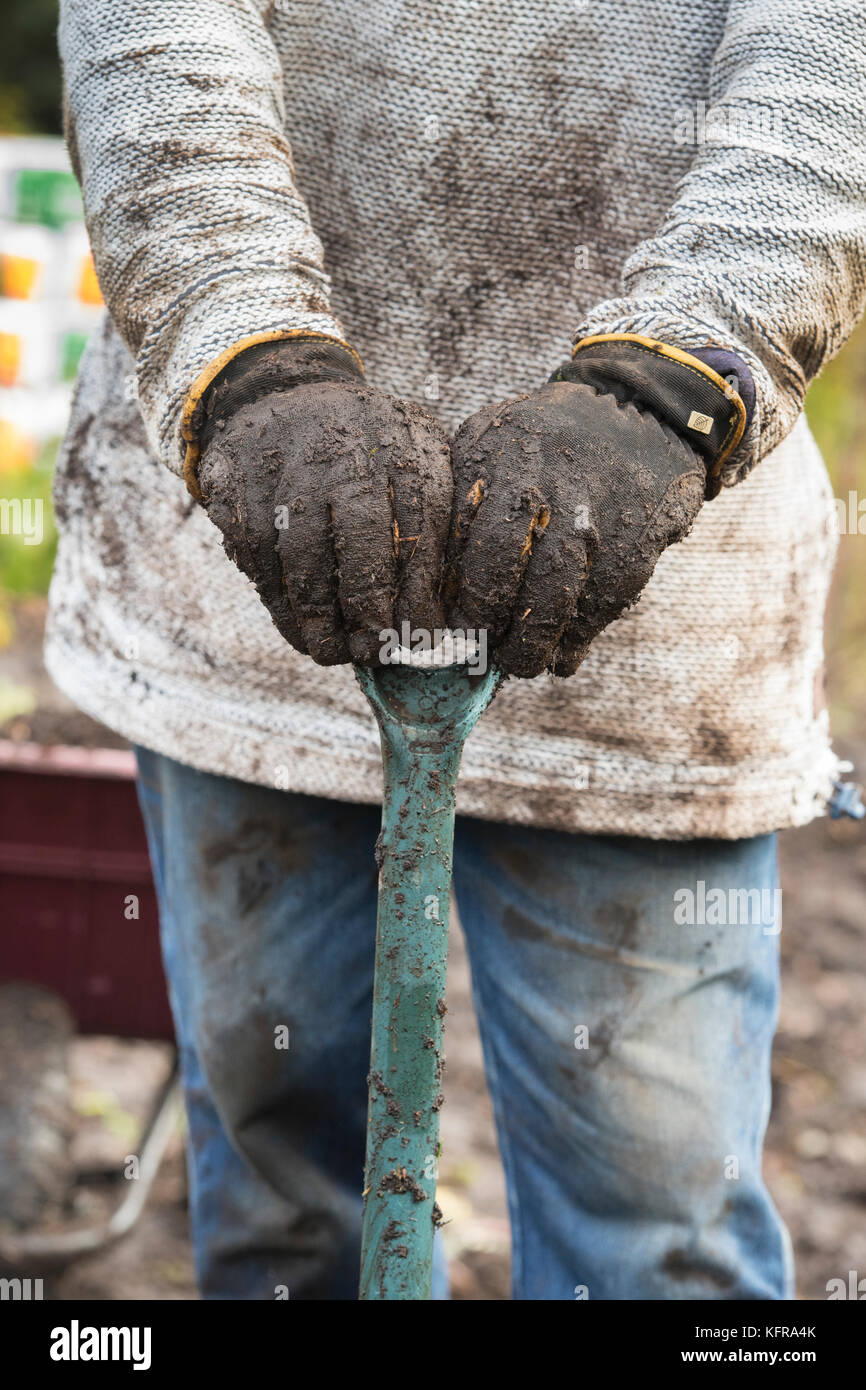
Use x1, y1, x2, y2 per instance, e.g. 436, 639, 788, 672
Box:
0, 741, 174, 1041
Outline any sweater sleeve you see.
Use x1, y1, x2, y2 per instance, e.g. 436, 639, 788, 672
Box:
58, 0, 347, 473
573, 0, 866, 485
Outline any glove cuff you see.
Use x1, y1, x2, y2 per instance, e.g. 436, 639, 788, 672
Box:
557, 334, 749, 499
182, 331, 364, 499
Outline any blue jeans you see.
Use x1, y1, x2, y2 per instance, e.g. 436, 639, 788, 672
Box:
135, 746, 792, 1301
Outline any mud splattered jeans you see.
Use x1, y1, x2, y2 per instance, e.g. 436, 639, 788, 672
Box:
135, 746, 792, 1301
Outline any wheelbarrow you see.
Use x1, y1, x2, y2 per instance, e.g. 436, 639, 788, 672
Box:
0, 740, 182, 1274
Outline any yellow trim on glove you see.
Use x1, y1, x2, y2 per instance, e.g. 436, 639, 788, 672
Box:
572, 332, 748, 469
181, 330, 364, 499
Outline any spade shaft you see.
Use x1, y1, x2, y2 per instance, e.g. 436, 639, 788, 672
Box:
355, 661, 500, 1300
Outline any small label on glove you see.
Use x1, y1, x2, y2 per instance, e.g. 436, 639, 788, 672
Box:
687, 409, 714, 435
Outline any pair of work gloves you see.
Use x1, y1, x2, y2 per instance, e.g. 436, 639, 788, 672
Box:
186, 332, 751, 678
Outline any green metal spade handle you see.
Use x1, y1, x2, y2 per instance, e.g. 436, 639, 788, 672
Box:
355, 660, 501, 1300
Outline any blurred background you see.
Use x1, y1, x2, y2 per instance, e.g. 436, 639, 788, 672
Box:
0, 5, 864, 1301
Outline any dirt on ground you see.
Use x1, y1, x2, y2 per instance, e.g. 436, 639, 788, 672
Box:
1, 600, 864, 1301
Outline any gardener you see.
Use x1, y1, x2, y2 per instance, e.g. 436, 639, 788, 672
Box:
50, 0, 866, 1299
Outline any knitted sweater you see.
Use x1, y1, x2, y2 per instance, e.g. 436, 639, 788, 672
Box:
47, 0, 866, 838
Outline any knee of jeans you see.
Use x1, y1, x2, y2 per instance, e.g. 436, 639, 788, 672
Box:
191, 998, 297, 1137
590, 1085, 755, 1222
191, 988, 365, 1151
633, 1138, 745, 1220
566, 1037, 753, 1208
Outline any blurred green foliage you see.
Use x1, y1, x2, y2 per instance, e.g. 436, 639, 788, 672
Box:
0, 0, 61, 135
805, 321, 866, 734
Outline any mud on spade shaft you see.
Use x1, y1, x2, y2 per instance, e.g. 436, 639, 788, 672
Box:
355, 661, 501, 1300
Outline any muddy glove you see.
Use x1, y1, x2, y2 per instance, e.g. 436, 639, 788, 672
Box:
445, 335, 751, 678
186, 336, 452, 666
